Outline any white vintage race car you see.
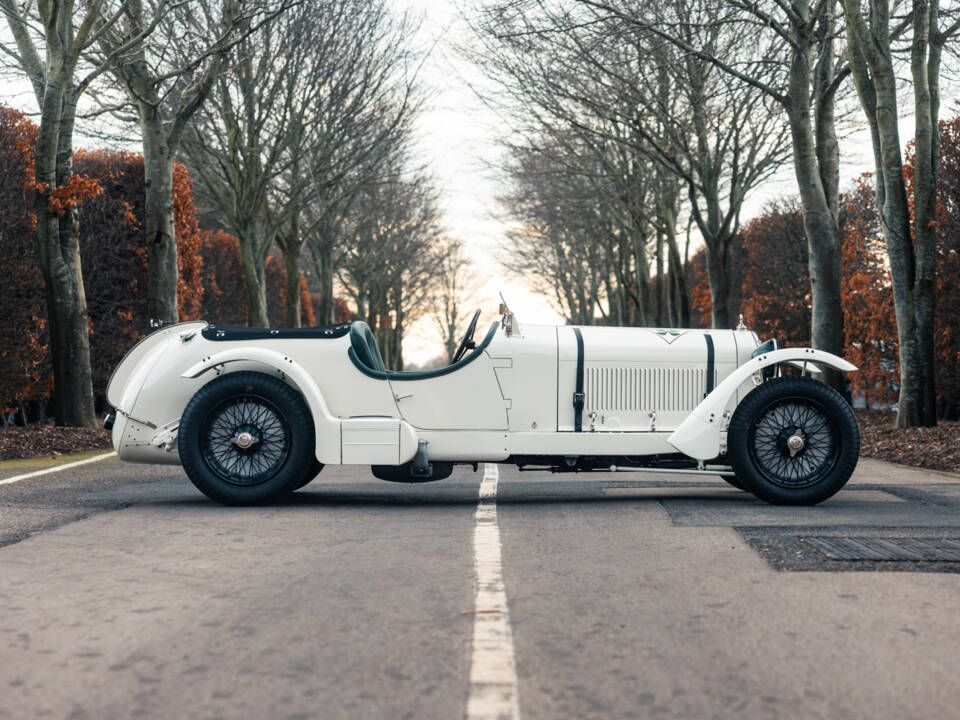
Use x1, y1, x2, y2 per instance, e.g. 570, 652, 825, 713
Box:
106, 302, 860, 506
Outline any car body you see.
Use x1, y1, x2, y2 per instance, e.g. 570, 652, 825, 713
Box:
107, 304, 861, 505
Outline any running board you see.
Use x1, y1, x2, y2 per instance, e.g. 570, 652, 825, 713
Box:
607, 465, 737, 478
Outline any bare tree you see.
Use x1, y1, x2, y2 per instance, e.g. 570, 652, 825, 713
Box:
499, 136, 632, 324
472, 0, 791, 329
337, 169, 447, 370
840, 0, 960, 426
559, 0, 853, 386
434, 239, 482, 363
93, 0, 290, 325
0, 0, 169, 426
183, 0, 420, 327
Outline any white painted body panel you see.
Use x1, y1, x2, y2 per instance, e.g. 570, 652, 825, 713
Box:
390, 354, 508, 430
487, 324, 558, 432
556, 326, 739, 432
108, 316, 855, 468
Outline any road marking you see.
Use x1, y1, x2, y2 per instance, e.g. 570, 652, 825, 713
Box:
466, 463, 521, 720
0, 451, 117, 486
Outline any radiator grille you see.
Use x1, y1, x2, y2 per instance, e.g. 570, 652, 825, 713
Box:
584, 366, 715, 412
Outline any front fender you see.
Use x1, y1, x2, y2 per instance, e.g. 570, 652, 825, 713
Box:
182, 347, 343, 464
667, 348, 857, 460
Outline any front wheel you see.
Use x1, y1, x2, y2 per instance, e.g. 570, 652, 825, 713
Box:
179, 372, 316, 505
727, 377, 859, 505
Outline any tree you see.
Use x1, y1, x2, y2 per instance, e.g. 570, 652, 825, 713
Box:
840, 175, 899, 409
265, 256, 316, 328
0, 106, 205, 415
931, 111, 960, 417
199, 229, 248, 325
473, 0, 791, 329
566, 0, 854, 387
76, 153, 205, 397
199, 230, 314, 327
688, 110, 960, 417
272, 1, 420, 328
738, 201, 811, 347
499, 137, 638, 324
93, 0, 290, 325
434, 240, 483, 363
840, 0, 960, 426
183, 0, 420, 327
337, 171, 447, 369
0, 0, 168, 425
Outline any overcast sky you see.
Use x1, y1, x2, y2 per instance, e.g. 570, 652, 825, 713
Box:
398, 0, 566, 365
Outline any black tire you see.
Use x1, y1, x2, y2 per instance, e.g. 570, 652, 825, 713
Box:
179, 371, 315, 505
295, 460, 324, 490
727, 376, 859, 505
722, 476, 746, 491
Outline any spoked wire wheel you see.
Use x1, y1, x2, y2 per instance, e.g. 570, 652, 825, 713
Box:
747, 397, 839, 489
200, 395, 291, 486
179, 372, 315, 505
727, 376, 860, 505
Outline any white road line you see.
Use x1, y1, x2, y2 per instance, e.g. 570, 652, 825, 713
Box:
466, 463, 521, 720
0, 451, 117, 486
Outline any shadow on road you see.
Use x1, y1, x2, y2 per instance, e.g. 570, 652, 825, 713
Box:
142, 485, 765, 509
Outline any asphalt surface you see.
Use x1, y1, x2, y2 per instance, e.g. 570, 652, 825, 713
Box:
1, 455, 960, 719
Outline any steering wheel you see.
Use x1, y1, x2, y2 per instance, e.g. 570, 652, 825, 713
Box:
452, 309, 482, 363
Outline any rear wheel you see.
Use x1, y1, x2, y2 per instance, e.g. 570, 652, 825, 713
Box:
179, 372, 315, 505
722, 476, 746, 491
295, 460, 324, 490
727, 377, 859, 505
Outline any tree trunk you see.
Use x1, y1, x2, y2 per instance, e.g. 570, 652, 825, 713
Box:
309, 240, 336, 324
238, 231, 269, 327
393, 300, 404, 370
666, 233, 690, 327
785, 23, 845, 390
630, 228, 650, 326
655, 230, 666, 326
705, 240, 731, 329
911, 0, 940, 425
873, 66, 924, 427
814, 5, 841, 221
841, 0, 932, 425
36, 85, 97, 427
140, 108, 179, 326
282, 241, 302, 327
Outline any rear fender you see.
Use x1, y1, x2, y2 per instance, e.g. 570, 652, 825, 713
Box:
667, 348, 857, 460
182, 348, 342, 464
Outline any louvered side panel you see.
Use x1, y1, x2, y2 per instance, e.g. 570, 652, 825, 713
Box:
584, 366, 711, 413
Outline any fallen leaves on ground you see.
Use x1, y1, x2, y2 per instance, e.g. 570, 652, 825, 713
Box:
0, 424, 112, 461
856, 410, 960, 473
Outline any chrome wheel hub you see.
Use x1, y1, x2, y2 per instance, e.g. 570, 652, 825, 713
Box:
749, 399, 838, 489
232, 430, 259, 449
787, 429, 805, 457
201, 396, 290, 487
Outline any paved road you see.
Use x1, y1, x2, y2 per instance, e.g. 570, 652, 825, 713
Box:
1, 455, 960, 719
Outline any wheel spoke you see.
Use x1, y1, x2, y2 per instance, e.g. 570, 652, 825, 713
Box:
201, 394, 291, 486
748, 397, 840, 489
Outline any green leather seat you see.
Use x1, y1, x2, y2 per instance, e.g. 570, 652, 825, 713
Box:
349, 321, 386, 372
348, 321, 500, 380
